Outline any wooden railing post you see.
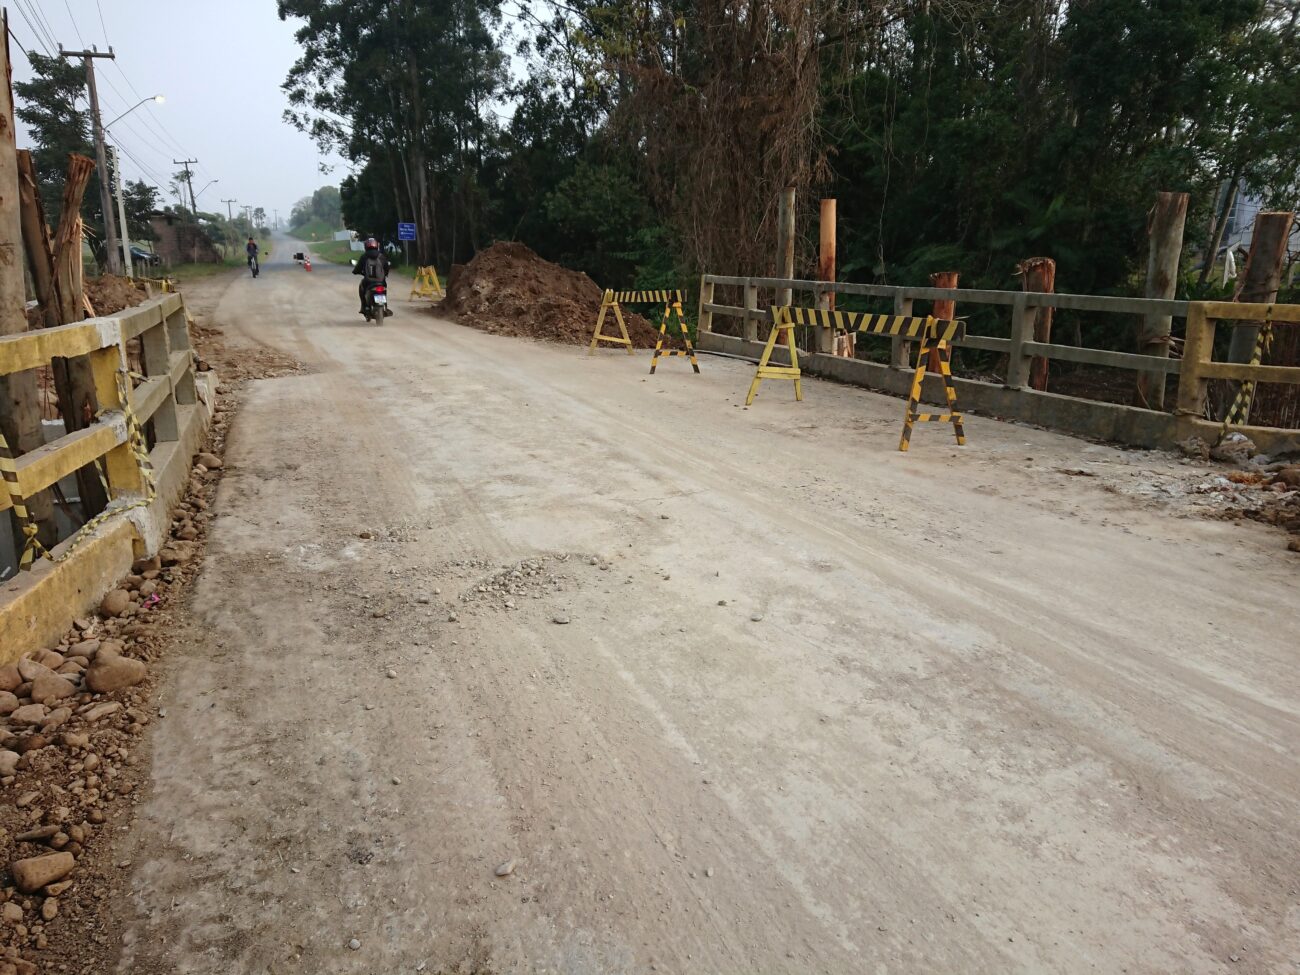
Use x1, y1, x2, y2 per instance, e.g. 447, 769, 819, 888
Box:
1176, 302, 1214, 418
744, 279, 759, 342
1005, 293, 1034, 389
890, 293, 914, 369
697, 276, 714, 335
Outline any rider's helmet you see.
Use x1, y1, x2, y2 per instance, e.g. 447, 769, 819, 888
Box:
365, 237, 379, 250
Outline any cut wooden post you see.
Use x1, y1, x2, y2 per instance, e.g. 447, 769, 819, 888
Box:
16, 152, 56, 327
1227, 212, 1293, 365
776, 187, 795, 309
0, 19, 57, 559
1135, 192, 1188, 410
1018, 257, 1056, 391
817, 199, 839, 355
45, 156, 110, 517
1220, 211, 1295, 424
928, 270, 959, 372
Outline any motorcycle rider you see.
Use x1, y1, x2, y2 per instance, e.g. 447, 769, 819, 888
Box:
245, 236, 259, 275
353, 237, 392, 316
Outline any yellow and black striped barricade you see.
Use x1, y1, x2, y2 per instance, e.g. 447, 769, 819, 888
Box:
747, 306, 966, 451
409, 266, 444, 300
589, 289, 701, 374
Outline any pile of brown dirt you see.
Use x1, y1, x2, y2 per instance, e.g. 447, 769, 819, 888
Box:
441, 242, 660, 347
84, 276, 148, 316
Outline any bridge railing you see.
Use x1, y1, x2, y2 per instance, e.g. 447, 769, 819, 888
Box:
696, 274, 1300, 452
0, 292, 214, 657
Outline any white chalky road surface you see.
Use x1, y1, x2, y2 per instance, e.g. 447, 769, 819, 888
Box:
111, 238, 1298, 974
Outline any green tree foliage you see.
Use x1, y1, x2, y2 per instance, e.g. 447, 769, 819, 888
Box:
278, 0, 507, 266
123, 180, 160, 242
279, 0, 1300, 301
13, 53, 92, 224
290, 185, 343, 229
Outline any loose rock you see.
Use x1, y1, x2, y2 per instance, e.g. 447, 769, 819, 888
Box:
8, 705, 47, 726
30, 673, 75, 705
197, 452, 223, 469
0, 692, 18, 716
85, 654, 147, 694
99, 589, 132, 618
11, 853, 74, 894
0, 751, 18, 776
495, 859, 516, 877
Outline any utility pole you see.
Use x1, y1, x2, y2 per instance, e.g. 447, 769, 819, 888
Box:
5, 18, 58, 555
273, 208, 279, 231
60, 46, 121, 274
221, 198, 237, 222
111, 146, 133, 279
173, 158, 199, 213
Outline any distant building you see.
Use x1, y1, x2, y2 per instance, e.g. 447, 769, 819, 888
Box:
148, 211, 222, 265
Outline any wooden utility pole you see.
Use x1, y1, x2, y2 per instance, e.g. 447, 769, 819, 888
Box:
1018, 257, 1056, 391
60, 46, 121, 275
929, 270, 959, 372
2, 19, 58, 557
818, 198, 841, 355
1135, 191, 1188, 410
174, 159, 199, 213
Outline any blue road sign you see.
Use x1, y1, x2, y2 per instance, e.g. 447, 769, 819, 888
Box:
397, 222, 417, 241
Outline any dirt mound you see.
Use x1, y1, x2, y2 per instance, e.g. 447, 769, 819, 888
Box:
84, 276, 148, 316
442, 242, 660, 347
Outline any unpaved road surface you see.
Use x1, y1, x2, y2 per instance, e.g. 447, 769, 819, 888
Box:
110, 238, 1299, 974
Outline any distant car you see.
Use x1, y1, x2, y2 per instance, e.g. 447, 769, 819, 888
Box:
130, 245, 161, 267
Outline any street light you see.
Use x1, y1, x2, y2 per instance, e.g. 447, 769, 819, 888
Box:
195, 179, 219, 200
105, 94, 163, 129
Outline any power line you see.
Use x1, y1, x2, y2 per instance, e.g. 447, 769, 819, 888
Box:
61, 0, 86, 49
23, 0, 59, 53
12, 1, 55, 56
108, 61, 193, 160
6, 18, 42, 65
94, 0, 110, 48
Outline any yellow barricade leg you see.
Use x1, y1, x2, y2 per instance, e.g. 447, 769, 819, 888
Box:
746, 309, 802, 406
612, 302, 635, 355
899, 325, 965, 452
589, 291, 635, 356
650, 304, 670, 374
1217, 323, 1272, 439
649, 301, 701, 375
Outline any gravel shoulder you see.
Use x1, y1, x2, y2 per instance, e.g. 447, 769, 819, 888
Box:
91, 238, 1300, 974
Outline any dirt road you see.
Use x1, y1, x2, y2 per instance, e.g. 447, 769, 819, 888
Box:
110, 238, 1299, 974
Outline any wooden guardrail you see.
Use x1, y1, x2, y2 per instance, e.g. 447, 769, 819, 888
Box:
0, 292, 214, 656
0, 293, 197, 524
695, 274, 1300, 451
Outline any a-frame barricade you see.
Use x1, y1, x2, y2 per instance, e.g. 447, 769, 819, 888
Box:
747, 306, 967, 451
409, 266, 444, 300
589, 289, 700, 374
588, 289, 636, 356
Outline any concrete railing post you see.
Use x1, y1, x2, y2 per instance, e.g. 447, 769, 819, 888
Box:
697, 276, 714, 335
890, 293, 914, 369
744, 279, 759, 342
140, 314, 179, 443
1176, 302, 1215, 419
1005, 292, 1034, 389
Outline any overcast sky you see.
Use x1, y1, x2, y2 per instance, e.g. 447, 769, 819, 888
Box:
9, 0, 349, 222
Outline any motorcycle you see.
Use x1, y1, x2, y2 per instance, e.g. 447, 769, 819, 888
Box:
362, 281, 391, 324
247, 253, 260, 278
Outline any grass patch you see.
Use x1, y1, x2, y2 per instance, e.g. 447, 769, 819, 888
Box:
309, 239, 357, 264
290, 219, 345, 243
